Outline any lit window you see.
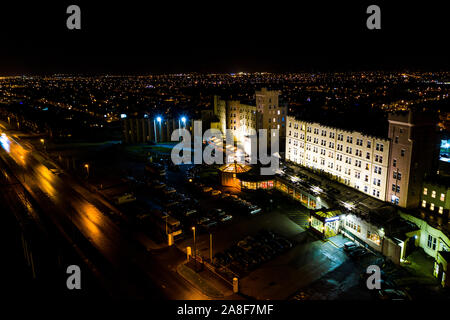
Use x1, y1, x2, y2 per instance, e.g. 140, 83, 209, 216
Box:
422, 200, 426, 208
430, 203, 435, 211
367, 230, 381, 245
440, 193, 445, 201
428, 235, 437, 250
439, 206, 443, 214
432, 190, 436, 198
424, 188, 428, 195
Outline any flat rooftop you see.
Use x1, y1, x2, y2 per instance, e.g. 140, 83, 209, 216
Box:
289, 107, 389, 139
281, 162, 418, 236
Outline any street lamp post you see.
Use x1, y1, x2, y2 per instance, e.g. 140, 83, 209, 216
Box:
192, 226, 197, 271
40, 138, 46, 152
84, 163, 90, 179
156, 116, 162, 142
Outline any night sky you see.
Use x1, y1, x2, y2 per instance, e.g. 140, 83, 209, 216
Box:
1, 1, 449, 74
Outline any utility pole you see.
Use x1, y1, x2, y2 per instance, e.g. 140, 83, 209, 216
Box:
209, 233, 213, 262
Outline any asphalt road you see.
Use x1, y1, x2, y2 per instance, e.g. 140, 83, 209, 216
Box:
0, 128, 207, 299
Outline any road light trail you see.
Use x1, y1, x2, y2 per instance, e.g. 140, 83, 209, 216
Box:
0, 129, 208, 299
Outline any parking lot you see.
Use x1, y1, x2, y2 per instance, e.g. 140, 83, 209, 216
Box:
40, 139, 449, 301
177, 207, 354, 299
61, 150, 444, 301
239, 233, 350, 299
136, 163, 376, 300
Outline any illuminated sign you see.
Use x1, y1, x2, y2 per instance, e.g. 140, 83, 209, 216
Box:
440, 139, 450, 163
325, 216, 340, 223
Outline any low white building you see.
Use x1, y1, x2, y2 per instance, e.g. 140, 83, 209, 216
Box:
308, 206, 418, 265
399, 212, 450, 287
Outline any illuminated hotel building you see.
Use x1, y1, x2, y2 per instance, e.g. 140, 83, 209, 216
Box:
286, 116, 390, 201
286, 110, 438, 208
386, 111, 438, 208
213, 88, 287, 148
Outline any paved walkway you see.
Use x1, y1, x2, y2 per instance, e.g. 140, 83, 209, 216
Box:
327, 234, 351, 248
403, 249, 436, 280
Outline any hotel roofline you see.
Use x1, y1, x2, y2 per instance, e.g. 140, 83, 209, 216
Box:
287, 114, 390, 141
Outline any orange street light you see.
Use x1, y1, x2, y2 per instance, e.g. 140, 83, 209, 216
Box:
84, 163, 90, 178
192, 226, 197, 270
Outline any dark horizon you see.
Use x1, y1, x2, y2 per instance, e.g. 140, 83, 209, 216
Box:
1, 1, 449, 75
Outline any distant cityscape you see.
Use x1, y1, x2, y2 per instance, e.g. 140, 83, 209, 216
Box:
1, 71, 450, 301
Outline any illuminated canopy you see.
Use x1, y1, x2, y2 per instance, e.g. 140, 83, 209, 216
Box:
311, 209, 342, 222
218, 162, 251, 174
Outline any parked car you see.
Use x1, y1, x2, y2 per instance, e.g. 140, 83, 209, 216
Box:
254, 233, 270, 244
343, 241, 357, 252
276, 237, 293, 249
198, 217, 210, 224
163, 200, 179, 209
359, 271, 391, 288
202, 221, 218, 230
202, 186, 213, 193
224, 249, 237, 261
249, 206, 262, 215
345, 244, 361, 255
260, 244, 276, 259
185, 209, 197, 217
211, 190, 222, 196
348, 247, 368, 259
151, 180, 166, 189
259, 229, 276, 239
213, 208, 226, 217
221, 192, 231, 199
163, 186, 176, 196
214, 252, 226, 265
254, 249, 269, 262
237, 240, 252, 252
220, 214, 233, 222
268, 240, 284, 253
247, 251, 262, 265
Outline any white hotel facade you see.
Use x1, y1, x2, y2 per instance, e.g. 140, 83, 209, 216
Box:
286, 116, 391, 201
